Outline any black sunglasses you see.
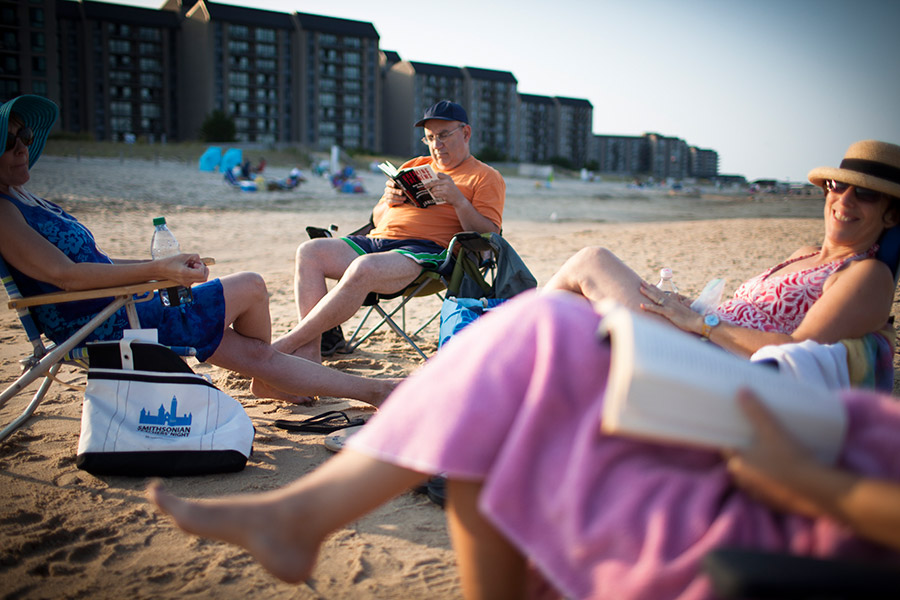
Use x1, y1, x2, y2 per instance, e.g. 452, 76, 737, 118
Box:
5, 126, 34, 153
824, 179, 884, 203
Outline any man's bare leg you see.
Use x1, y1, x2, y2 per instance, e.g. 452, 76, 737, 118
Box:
275, 251, 423, 363
148, 450, 426, 585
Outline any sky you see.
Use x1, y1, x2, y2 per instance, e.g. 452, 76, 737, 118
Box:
110, 0, 900, 182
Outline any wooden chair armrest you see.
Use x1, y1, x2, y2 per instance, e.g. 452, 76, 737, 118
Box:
7, 257, 216, 310
8, 280, 181, 310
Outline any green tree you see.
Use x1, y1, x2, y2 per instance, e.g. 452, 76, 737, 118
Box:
199, 110, 236, 142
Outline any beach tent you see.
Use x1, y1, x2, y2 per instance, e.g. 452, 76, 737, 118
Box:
199, 146, 222, 171
220, 148, 242, 174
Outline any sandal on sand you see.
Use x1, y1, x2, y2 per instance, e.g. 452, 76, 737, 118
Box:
324, 424, 365, 453
274, 410, 365, 434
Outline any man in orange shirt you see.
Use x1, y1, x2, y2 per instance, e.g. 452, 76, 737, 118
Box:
274, 101, 505, 363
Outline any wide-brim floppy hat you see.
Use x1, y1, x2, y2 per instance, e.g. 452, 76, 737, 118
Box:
808, 140, 900, 200
0, 95, 59, 169
414, 100, 469, 127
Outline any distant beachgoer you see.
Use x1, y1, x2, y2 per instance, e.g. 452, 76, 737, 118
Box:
0, 94, 395, 407
544, 140, 900, 359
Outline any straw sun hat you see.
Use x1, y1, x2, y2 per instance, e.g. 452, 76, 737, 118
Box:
0, 94, 59, 169
808, 140, 900, 200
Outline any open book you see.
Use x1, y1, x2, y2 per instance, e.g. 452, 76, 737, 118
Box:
596, 301, 847, 464
377, 160, 443, 208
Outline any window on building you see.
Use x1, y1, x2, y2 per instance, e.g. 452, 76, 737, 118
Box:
31, 80, 47, 96
343, 66, 360, 79
228, 25, 249, 39
255, 28, 275, 42
319, 33, 337, 46
0, 79, 20, 99
256, 58, 275, 71
343, 37, 361, 48
30, 32, 45, 52
138, 27, 160, 41
29, 7, 44, 27
228, 86, 249, 101
228, 40, 249, 54
139, 58, 161, 72
110, 101, 131, 116
109, 39, 131, 53
1, 31, 17, 52
229, 71, 249, 86
139, 42, 158, 55
140, 72, 162, 87
256, 43, 275, 57
0, 7, 15, 27
141, 104, 160, 118
31, 56, 45, 76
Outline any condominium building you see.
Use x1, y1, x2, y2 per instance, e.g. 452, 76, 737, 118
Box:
591, 134, 647, 175
554, 96, 592, 167
382, 60, 466, 157
0, 1, 717, 174
591, 133, 719, 180
294, 11, 380, 151
690, 146, 719, 179
462, 66, 517, 159
517, 93, 556, 164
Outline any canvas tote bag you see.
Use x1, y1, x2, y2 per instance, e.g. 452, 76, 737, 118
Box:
76, 339, 254, 476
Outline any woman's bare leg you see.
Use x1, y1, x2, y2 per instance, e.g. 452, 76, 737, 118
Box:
543, 246, 648, 310
208, 329, 397, 406
148, 450, 426, 584
446, 480, 527, 600
209, 272, 397, 406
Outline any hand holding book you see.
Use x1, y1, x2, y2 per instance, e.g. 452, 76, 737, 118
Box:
596, 300, 847, 464
378, 161, 443, 208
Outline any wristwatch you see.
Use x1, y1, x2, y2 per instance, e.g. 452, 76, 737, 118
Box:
701, 313, 720, 340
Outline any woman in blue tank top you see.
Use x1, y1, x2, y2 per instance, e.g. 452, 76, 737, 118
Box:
0, 95, 394, 408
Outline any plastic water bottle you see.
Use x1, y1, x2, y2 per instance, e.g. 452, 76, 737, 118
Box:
150, 216, 192, 307
656, 267, 678, 295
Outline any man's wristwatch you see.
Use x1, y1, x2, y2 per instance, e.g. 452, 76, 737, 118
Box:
701, 313, 720, 340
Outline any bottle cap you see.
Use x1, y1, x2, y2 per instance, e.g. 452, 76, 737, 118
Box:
660, 267, 673, 278
153, 216, 167, 226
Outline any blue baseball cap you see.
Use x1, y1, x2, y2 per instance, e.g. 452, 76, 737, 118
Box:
415, 100, 469, 127
0, 95, 58, 169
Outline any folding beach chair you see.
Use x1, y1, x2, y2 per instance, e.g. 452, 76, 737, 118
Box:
306, 218, 450, 360
0, 254, 195, 443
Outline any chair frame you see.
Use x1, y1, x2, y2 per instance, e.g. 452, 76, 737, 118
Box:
0, 255, 186, 443
342, 232, 499, 360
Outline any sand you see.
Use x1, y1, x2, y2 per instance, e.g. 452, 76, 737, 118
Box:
0, 157, 889, 599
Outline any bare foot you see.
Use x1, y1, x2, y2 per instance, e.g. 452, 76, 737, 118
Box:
250, 377, 319, 406
366, 378, 403, 407
147, 481, 322, 584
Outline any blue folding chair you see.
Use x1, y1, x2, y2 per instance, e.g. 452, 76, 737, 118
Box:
0, 254, 194, 443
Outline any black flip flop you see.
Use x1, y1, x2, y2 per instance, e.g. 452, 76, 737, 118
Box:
273, 410, 366, 434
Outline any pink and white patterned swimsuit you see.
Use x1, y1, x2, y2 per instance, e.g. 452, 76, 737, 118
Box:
715, 246, 877, 334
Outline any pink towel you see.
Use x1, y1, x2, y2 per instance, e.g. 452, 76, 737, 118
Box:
349, 290, 900, 599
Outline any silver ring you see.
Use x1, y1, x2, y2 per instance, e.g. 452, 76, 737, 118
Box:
656, 297, 665, 306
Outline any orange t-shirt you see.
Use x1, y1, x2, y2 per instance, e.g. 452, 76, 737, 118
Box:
368, 155, 505, 247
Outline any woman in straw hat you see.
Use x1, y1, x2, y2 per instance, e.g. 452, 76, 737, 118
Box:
544, 139, 900, 359
149, 143, 900, 599
0, 95, 395, 407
